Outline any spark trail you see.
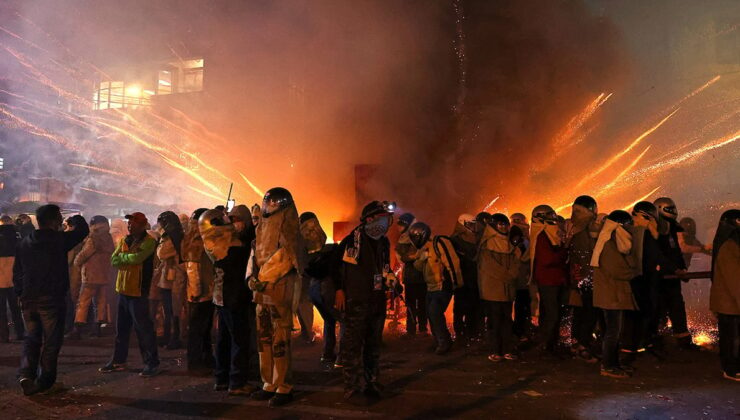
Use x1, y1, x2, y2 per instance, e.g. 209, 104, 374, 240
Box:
620, 186, 661, 211
239, 173, 265, 198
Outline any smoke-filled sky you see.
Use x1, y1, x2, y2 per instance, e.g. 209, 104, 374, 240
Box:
0, 0, 737, 239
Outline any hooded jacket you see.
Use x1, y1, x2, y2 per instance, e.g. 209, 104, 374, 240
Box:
450, 221, 479, 289
111, 232, 157, 298
13, 215, 89, 301
0, 225, 19, 289
530, 224, 568, 287
592, 226, 638, 311
477, 225, 521, 302
395, 227, 425, 285
414, 235, 463, 293
709, 221, 740, 315
181, 217, 215, 303
250, 203, 305, 308
74, 222, 115, 285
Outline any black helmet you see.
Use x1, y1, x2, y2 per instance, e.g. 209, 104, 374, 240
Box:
89, 215, 109, 227
191, 208, 208, 221
262, 187, 294, 218
720, 209, 740, 225
607, 210, 633, 226
654, 197, 678, 220
490, 213, 510, 235
475, 212, 492, 225
398, 213, 415, 229
573, 195, 597, 213
532, 204, 557, 224
408, 222, 431, 249
360, 200, 395, 222
299, 212, 318, 225
157, 211, 183, 232
632, 201, 658, 221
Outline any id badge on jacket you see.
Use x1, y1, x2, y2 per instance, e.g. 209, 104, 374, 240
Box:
373, 274, 383, 291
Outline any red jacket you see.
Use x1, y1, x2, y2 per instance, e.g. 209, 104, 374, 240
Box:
533, 232, 568, 287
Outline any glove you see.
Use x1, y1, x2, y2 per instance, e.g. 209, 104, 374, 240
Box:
247, 276, 267, 292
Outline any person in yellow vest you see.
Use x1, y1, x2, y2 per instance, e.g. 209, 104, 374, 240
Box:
99, 212, 159, 377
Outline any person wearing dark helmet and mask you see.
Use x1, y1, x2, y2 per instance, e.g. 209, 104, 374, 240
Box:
478, 214, 522, 362
181, 208, 216, 374
412, 222, 462, 355
528, 204, 569, 356
200, 206, 259, 397
510, 213, 533, 340
450, 214, 482, 344
621, 201, 670, 361
653, 197, 696, 350
565, 195, 600, 363
247, 188, 305, 407
153, 211, 185, 349
591, 210, 638, 378
301, 212, 343, 364
394, 212, 428, 337
709, 210, 740, 381
677, 217, 711, 269
335, 201, 397, 403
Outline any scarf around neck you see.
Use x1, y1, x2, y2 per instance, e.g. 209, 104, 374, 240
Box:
590, 219, 633, 267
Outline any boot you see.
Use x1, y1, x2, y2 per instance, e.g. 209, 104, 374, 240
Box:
89, 323, 102, 338
65, 323, 84, 340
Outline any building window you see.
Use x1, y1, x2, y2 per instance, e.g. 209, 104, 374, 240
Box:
158, 58, 204, 95
93, 81, 152, 110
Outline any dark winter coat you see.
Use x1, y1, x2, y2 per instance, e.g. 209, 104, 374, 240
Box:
656, 219, 687, 272
450, 222, 479, 290
13, 216, 89, 302
337, 230, 389, 309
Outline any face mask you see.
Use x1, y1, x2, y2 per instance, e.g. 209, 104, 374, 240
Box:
364, 216, 390, 240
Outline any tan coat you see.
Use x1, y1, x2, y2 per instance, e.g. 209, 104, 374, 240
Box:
593, 239, 638, 311
710, 240, 740, 315
74, 224, 115, 285
0, 256, 14, 288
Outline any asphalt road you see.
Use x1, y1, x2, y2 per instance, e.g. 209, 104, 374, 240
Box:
0, 328, 737, 419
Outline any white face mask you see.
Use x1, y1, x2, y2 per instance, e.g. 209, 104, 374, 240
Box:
365, 216, 390, 240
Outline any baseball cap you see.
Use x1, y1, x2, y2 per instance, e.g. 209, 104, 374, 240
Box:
124, 212, 148, 225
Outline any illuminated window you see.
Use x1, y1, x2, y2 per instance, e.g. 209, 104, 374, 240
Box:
93, 81, 152, 110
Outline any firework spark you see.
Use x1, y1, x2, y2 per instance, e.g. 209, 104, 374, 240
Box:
239, 172, 265, 198
159, 153, 226, 196
574, 108, 679, 189
620, 186, 661, 211
80, 187, 153, 204
187, 185, 225, 201
482, 195, 500, 212
598, 145, 652, 194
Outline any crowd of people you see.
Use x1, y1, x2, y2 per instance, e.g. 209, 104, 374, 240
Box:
1, 189, 738, 407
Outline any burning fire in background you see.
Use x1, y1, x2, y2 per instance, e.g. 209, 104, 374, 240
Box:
0, 1, 737, 343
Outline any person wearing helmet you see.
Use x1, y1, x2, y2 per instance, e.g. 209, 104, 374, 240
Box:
67, 216, 115, 340
200, 206, 259, 397
677, 217, 711, 269
529, 204, 568, 356
709, 210, 740, 381
565, 196, 600, 363
478, 214, 522, 362
247, 187, 304, 407
509, 214, 533, 341
181, 208, 216, 374
413, 222, 462, 355
653, 197, 695, 350
621, 201, 667, 361
394, 212, 428, 337
335, 200, 396, 403
450, 213, 482, 344
152, 211, 185, 350
591, 210, 638, 378
300, 212, 342, 364
99, 212, 158, 379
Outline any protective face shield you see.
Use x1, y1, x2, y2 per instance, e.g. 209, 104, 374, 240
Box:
364, 213, 392, 240
719, 209, 740, 228
490, 213, 511, 235
157, 211, 182, 235
532, 204, 558, 225
607, 210, 633, 226
654, 197, 678, 220
408, 222, 431, 249
397, 213, 415, 233
458, 213, 477, 233
300, 214, 327, 253
261, 187, 294, 218
510, 213, 527, 226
